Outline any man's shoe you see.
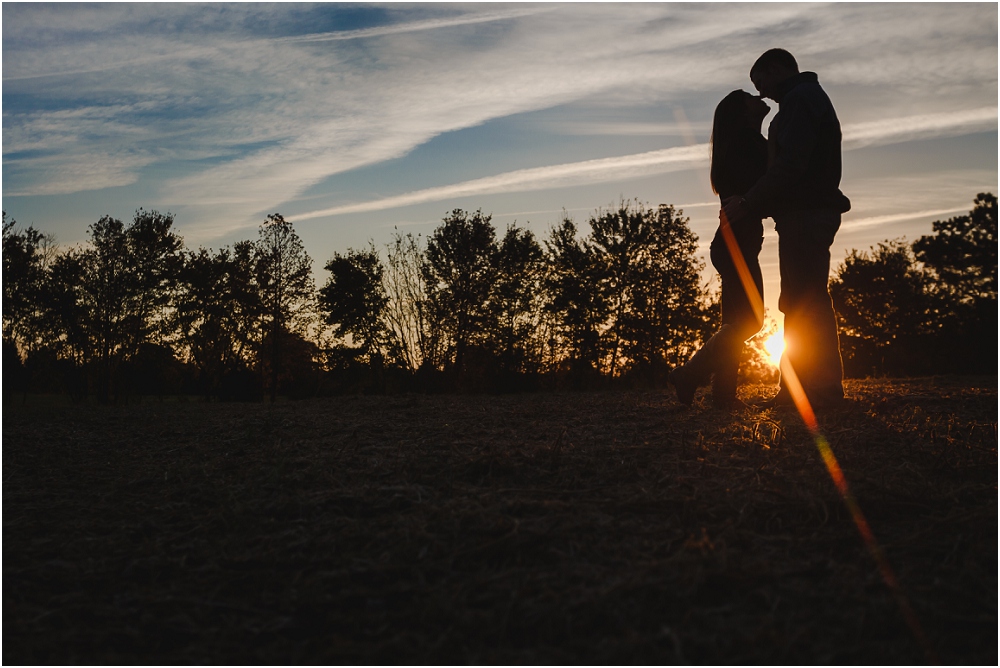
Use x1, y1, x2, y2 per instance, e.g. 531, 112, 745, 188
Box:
668, 366, 697, 406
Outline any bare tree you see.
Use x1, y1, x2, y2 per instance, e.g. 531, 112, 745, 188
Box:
383, 231, 436, 372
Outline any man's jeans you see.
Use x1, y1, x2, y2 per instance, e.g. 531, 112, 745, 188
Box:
774, 210, 844, 398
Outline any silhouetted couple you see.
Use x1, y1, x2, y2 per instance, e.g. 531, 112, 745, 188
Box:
670, 48, 851, 409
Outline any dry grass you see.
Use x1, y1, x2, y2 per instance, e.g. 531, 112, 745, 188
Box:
3, 376, 996, 664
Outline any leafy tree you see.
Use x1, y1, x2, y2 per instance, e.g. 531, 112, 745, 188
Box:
913, 192, 996, 302
177, 247, 234, 386
0, 211, 42, 399
489, 224, 546, 377
82, 215, 131, 400
63, 210, 184, 402
587, 203, 643, 376
627, 203, 712, 373
2, 212, 51, 359
3, 211, 42, 363
37, 249, 90, 363
319, 244, 389, 361
422, 209, 498, 376
828, 194, 998, 376
254, 213, 316, 401
543, 217, 609, 374
228, 240, 268, 363
11, 246, 92, 399
175, 243, 264, 398
125, 209, 185, 350
830, 240, 937, 375
912, 192, 997, 372
586, 201, 708, 376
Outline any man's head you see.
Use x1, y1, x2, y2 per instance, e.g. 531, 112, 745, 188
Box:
750, 48, 799, 101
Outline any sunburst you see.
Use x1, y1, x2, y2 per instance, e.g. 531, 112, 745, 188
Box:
762, 330, 785, 367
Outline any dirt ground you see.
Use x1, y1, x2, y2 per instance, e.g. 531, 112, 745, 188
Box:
3, 377, 997, 664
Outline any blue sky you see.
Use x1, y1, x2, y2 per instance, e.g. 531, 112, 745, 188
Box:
3, 3, 997, 320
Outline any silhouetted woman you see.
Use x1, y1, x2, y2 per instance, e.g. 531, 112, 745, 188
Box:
669, 90, 770, 407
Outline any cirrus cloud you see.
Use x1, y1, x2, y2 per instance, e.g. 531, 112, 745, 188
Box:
2, 2, 996, 246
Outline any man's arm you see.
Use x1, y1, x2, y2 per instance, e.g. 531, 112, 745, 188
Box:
721, 195, 749, 226
742, 91, 819, 217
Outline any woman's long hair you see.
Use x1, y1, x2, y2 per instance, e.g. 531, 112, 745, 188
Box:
710, 90, 750, 195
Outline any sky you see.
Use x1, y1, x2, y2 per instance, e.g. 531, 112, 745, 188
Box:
3, 2, 997, 322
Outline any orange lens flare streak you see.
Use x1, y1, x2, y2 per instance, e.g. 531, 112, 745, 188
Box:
717, 212, 764, 325
716, 208, 936, 663
778, 357, 936, 663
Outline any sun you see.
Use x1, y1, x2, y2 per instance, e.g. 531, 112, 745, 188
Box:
762, 330, 786, 367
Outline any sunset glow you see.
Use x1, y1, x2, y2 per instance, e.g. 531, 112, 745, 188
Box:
763, 331, 786, 367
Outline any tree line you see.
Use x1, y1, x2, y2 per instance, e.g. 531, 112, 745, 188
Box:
831, 192, 997, 377
2, 201, 725, 401
3, 193, 994, 402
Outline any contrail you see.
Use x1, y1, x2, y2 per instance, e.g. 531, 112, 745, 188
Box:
273, 6, 556, 44
841, 206, 972, 232
843, 107, 996, 148
288, 107, 995, 223
287, 144, 709, 222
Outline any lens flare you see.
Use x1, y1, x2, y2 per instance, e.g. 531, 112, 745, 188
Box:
777, 357, 937, 663
763, 330, 785, 367
716, 211, 764, 324
714, 208, 936, 663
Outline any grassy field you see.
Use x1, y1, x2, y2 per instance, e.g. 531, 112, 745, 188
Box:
3, 377, 996, 664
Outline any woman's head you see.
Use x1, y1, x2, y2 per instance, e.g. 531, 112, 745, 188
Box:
710, 90, 769, 194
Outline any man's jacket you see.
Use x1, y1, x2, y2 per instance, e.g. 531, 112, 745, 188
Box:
744, 72, 851, 217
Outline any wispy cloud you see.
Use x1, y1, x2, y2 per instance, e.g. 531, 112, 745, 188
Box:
287, 108, 996, 222
274, 6, 555, 44
2, 2, 996, 242
2, 152, 157, 196
841, 206, 971, 232
2, 6, 555, 82
288, 144, 709, 222
843, 107, 997, 149
541, 121, 711, 137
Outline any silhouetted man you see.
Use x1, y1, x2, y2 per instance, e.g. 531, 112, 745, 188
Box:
722, 48, 851, 407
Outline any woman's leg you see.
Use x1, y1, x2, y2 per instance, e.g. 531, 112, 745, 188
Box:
669, 323, 738, 405
670, 229, 763, 406
711, 238, 765, 406
669, 230, 739, 404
